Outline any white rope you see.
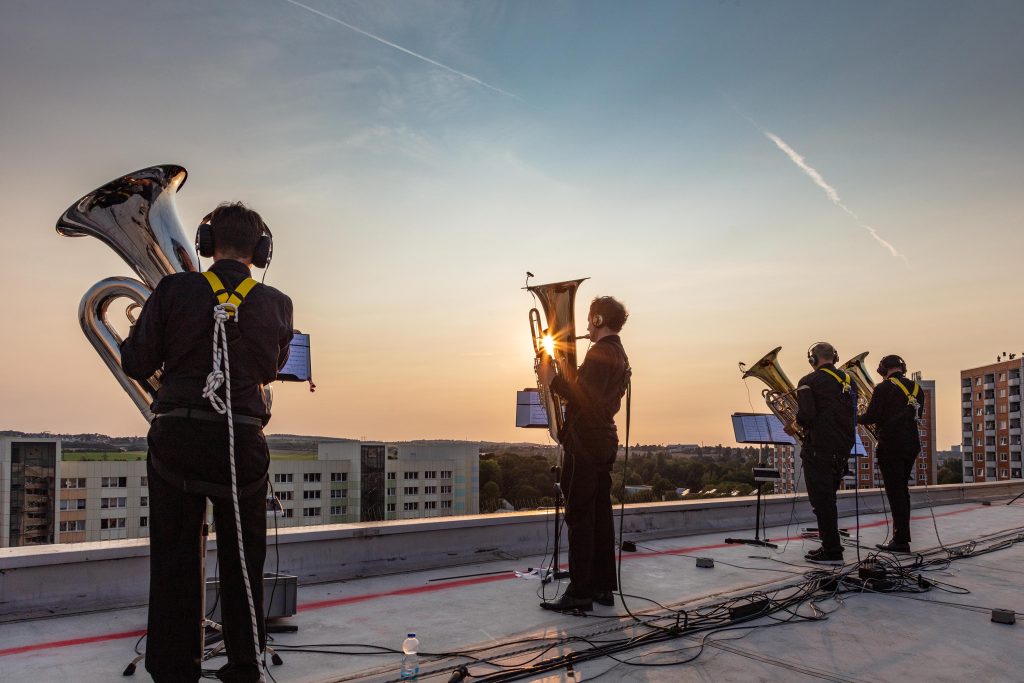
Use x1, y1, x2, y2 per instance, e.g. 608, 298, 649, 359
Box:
205, 302, 265, 682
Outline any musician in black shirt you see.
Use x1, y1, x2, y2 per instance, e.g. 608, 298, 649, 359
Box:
121, 202, 293, 683
537, 297, 630, 612
792, 342, 857, 566
858, 355, 923, 554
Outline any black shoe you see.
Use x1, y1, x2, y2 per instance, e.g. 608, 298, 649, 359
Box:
875, 541, 911, 554
593, 591, 615, 607
804, 547, 844, 566
540, 593, 593, 613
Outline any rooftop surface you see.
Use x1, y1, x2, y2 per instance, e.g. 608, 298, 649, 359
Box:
2, 497, 1022, 682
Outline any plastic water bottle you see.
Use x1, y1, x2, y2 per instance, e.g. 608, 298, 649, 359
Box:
400, 633, 420, 680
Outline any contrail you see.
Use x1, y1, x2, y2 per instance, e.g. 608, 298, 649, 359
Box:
282, 0, 521, 101
763, 130, 908, 264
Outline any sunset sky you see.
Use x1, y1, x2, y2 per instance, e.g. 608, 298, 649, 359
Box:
1, 1, 1022, 448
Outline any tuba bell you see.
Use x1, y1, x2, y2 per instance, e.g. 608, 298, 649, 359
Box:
740, 346, 805, 440
56, 165, 199, 421
527, 278, 587, 443
839, 351, 879, 449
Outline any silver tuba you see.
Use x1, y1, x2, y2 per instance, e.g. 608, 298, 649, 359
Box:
740, 346, 805, 440
527, 278, 587, 443
56, 165, 199, 421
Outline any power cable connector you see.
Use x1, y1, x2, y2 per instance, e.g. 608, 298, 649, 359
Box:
991, 609, 1016, 625
448, 664, 471, 682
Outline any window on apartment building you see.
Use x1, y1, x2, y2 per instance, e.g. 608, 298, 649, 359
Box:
404, 487, 419, 495
387, 487, 396, 496
139, 496, 148, 507
403, 471, 419, 480
1000, 453, 1008, 461
282, 509, 294, 518
140, 476, 148, 487
403, 502, 419, 511
100, 518, 126, 530
330, 489, 347, 499
1000, 437, 1009, 446
274, 473, 293, 483
386, 503, 396, 512
441, 470, 453, 479
140, 517, 148, 527
303, 473, 321, 483
387, 472, 396, 480
441, 485, 452, 494
441, 500, 453, 509
61, 478, 87, 489
330, 506, 346, 516
1000, 421, 1008, 430
59, 499, 87, 511
424, 470, 437, 479
101, 477, 128, 488
1000, 389, 1007, 398
424, 501, 437, 510
302, 507, 321, 517
330, 472, 347, 482
100, 497, 127, 509
59, 520, 86, 532
1000, 405, 1008, 413
303, 490, 321, 500
279, 491, 294, 501
424, 486, 437, 494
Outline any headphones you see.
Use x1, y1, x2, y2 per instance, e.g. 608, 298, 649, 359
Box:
196, 211, 274, 269
591, 313, 604, 328
877, 354, 908, 376
807, 342, 839, 367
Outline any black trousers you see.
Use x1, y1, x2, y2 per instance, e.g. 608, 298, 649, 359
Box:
878, 446, 918, 544
561, 452, 616, 597
801, 447, 847, 554
145, 417, 269, 683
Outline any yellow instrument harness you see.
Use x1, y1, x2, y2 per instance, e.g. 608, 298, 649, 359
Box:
889, 376, 921, 408
202, 270, 259, 319
820, 367, 852, 394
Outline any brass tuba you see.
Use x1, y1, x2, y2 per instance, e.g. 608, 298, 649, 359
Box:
839, 351, 879, 449
740, 346, 805, 440
56, 165, 199, 421
527, 278, 587, 443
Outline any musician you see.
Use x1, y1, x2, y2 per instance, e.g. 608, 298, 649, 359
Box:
858, 355, 923, 553
790, 342, 857, 566
537, 296, 630, 612
121, 203, 293, 683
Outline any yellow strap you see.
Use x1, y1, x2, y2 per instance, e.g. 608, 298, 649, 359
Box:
820, 367, 851, 392
889, 377, 920, 403
202, 271, 259, 318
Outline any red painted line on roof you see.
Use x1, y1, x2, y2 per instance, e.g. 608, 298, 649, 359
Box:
0, 503, 989, 658
0, 629, 146, 657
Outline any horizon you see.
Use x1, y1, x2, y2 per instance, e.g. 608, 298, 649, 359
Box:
1, 1, 1022, 448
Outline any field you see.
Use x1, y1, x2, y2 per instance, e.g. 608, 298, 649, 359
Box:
62, 451, 317, 461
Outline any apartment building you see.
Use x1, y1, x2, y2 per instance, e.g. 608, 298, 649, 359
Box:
1, 436, 480, 547
961, 358, 1024, 483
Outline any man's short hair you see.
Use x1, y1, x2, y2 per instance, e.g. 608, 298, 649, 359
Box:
209, 202, 265, 259
590, 296, 628, 332
809, 342, 838, 365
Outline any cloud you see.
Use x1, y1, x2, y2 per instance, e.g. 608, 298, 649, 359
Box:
282, 0, 521, 101
762, 130, 909, 264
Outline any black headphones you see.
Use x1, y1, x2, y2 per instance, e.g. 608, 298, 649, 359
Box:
807, 342, 839, 367
877, 354, 908, 376
196, 212, 274, 269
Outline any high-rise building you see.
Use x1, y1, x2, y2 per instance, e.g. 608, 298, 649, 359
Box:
960, 358, 1024, 483
1, 437, 59, 547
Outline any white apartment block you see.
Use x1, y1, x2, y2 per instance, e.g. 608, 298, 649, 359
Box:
1, 436, 479, 547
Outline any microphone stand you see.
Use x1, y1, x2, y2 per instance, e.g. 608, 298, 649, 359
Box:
543, 456, 570, 583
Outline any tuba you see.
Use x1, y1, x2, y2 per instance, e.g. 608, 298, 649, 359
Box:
839, 351, 879, 449
56, 165, 199, 422
740, 347, 805, 440
527, 278, 587, 443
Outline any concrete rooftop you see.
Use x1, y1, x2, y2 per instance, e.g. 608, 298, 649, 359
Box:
2, 496, 1023, 682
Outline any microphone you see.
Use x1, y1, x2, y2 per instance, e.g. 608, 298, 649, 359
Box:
575, 334, 591, 340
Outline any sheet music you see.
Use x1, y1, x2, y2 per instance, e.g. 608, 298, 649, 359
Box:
516, 389, 549, 428
277, 333, 311, 382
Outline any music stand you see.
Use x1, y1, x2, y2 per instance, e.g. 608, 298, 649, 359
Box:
724, 414, 796, 550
